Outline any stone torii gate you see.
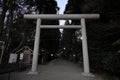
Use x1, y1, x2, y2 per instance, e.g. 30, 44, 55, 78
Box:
24, 14, 99, 76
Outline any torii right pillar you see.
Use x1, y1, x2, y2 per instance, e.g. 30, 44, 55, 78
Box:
81, 18, 95, 77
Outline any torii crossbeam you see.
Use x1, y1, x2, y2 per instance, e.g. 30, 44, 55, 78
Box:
24, 14, 100, 77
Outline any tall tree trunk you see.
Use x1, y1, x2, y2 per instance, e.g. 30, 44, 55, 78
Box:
0, 0, 8, 35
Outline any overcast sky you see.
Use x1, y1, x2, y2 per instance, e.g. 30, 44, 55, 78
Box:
56, 0, 67, 26
56, 0, 67, 14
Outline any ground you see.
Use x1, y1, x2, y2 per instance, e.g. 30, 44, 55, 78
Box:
0, 59, 118, 80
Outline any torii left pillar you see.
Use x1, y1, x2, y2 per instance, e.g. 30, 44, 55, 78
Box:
28, 18, 41, 74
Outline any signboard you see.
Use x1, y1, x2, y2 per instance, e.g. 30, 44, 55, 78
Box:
20, 53, 23, 60
9, 53, 17, 63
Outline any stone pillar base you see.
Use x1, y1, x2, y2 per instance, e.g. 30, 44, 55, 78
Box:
27, 71, 38, 75
82, 72, 95, 77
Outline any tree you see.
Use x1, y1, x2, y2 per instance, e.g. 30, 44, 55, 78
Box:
62, 0, 83, 59
63, 0, 120, 74
0, 0, 36, 63
0, 0, 61, 63
35, 0, 60, 55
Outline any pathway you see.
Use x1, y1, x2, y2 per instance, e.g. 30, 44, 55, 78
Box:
0, 59, 105, 80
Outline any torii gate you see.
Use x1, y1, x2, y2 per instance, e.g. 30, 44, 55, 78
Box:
24, 14, 99, 76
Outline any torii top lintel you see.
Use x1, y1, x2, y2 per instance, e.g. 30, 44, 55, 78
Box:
24, 14, 100, 20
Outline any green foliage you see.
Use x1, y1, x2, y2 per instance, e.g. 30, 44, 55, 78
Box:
1, 0, 61, 63
0, 63, 30, 74
87, 22, 120, 74
64, 0, 120, 74
0, 63, 18, 74
90, 50, 120, 74
35, 0, 60, 54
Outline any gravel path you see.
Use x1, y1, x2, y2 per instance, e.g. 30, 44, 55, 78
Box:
0, 59, 105, 80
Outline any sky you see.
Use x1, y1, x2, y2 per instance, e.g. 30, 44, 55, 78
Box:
56, 0, 67, 14
56, 0, 67, 25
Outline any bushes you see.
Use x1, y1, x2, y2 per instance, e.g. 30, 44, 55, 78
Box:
87, 20, 120, 75
0, 63, 18, 74
89, 49, 120, 74
102, 52, 120, 74
0, 63, 30, 74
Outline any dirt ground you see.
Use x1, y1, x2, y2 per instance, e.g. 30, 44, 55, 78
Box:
0, 59, 119, 80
